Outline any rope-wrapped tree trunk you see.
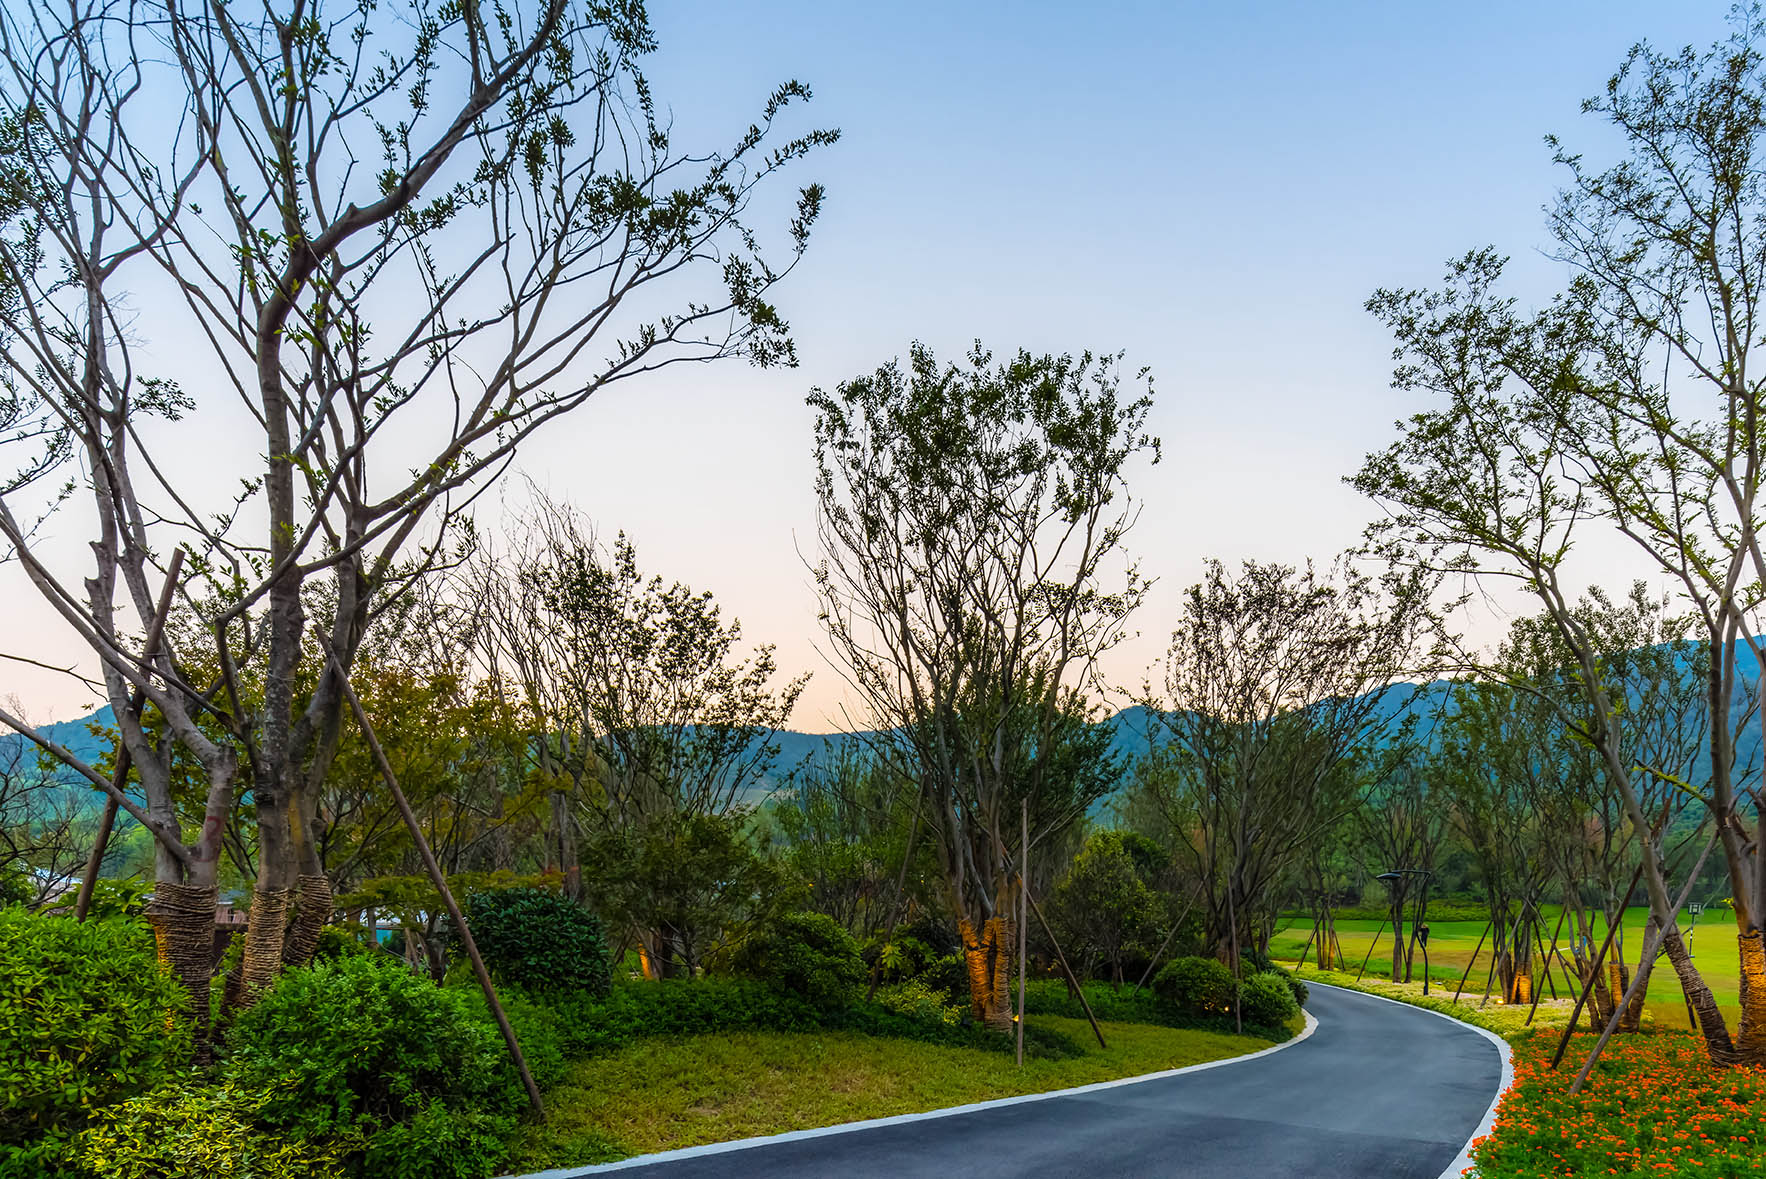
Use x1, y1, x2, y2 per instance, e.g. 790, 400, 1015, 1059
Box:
146, 880, 220, 1061
961, 916, 1016, 1030
1736, 931, 1766, 1060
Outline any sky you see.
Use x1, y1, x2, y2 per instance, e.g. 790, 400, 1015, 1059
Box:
0, 1, 1738, 732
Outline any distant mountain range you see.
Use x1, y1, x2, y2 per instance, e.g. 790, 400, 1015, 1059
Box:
8, 648, 1763, 813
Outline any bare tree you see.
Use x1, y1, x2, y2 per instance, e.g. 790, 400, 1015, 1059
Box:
0, 0, 831, 1035
810, 341, 1158, 1027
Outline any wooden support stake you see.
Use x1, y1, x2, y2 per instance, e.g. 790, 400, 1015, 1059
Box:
1025, 887, 1106, 1049
1016, 798, 1027, 1068
1131, 883, 1203, 996
1353, 915, 1389, 982
1568, 836, 1714, 1092
1295, 915, 1320, 973
1526, 903, 1571, 1027
1451, 920, 1493, 1004
1550, 860, 1645, 1070
330, 651, 545, 1121
74, 550, 185, 921
985, 813, 1106, 1049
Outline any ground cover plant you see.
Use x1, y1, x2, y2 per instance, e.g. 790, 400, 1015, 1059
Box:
1469, 1030, 1766, 1177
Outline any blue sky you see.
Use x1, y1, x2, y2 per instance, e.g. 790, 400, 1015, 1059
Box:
1, 1, 1736, 728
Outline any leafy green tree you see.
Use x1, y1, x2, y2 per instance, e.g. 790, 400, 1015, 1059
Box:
810, 341, 1157, 1027
579, 809, 785, 978
769, 746, 929, 945
1047, 831, 1165, 985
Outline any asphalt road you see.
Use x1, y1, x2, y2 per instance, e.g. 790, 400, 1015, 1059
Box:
557, 983, 1502, 1179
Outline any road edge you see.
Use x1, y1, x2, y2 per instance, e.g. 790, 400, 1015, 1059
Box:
500, 1007, 1321, 1178
1304, 981, 1512, 1179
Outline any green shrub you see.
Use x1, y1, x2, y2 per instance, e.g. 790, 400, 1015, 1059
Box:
1238, 971, 1300, 1027
455, 987, 568, 1092
0, 909, 190, 1152
313, 923, 375, 961
724, 911, 865, 1009
1151, 955, 1235, 1017
0, 872, 29, 908
224, 955, 512, 1178
874, 979, 963, 1027
462, 888, 611, 997
534, 975, 1054, 1058
541, 977, 824, 1056
1020, 978, 1167, 1025
359, 1103, 510, 1179
71, 1081, 340, 1179
1285, 974, 1308, 1009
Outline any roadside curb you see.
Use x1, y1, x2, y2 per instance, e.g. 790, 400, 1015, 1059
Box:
499, 1008, 1321, 1178
1304, 981, 1512, 1179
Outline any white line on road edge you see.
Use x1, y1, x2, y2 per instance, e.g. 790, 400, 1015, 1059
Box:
1305, 981, 1513, 1179
500, 1008, 1320, 1179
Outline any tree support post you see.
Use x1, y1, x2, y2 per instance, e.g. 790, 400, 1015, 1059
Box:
74, 549, 185, 921
1354, 916, 1389, 983
1526, 903, 1572, 1027
330, 649, 545, 1121
1016, 798, 1027, 1068
1452, 919, 1493, 1004
1568, 836, 1715, 1092
1550, 860, 1645, 1070
1132, 884, 1203, 996
984, 814, 1105, 1049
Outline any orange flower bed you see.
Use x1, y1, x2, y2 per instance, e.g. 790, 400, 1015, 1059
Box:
1468, 1031, 1766, 1177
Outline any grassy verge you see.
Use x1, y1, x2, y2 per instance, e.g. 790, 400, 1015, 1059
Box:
1284, 962, 1573, 1041
505, 1014, 1290, 1171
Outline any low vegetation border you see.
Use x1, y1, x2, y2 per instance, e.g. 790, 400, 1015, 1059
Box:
502, 1011, 1319, 1179
1284, 962, 1574, 1041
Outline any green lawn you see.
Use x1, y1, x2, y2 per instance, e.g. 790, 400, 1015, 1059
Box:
1270, 908, 1741, 1030
1287, 963, 1576, 1039
505, 1015, 1288, 1170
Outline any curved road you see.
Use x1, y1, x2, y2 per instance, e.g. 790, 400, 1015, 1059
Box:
546, 983, 1503, 1179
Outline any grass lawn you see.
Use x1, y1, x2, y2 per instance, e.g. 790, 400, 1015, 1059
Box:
1269, 908, 1742, 1032
1285, 962, 1575, 1040
505, 1014, 1290, 1171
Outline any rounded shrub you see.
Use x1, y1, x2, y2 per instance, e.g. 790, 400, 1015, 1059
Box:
224, 955, 512, 1178
462, 887, 611, 996
0, 908, 190, 1154
1151, 955, 1236, 1017
1238, 970, 1301, 1027
725, 912, 865, 1010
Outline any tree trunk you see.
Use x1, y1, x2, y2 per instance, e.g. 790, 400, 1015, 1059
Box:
1736, 930, 1766, 1064
961, 916, 1015, 1029
1660, 924, 1737, 1064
